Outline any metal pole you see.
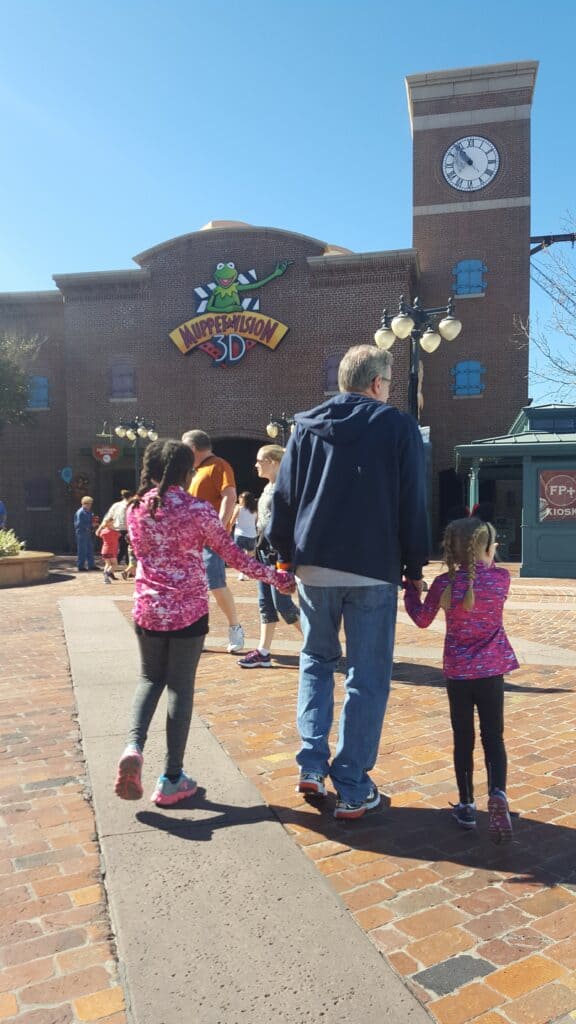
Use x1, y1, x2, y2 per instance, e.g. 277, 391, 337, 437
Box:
408, 328, 421, 420
468, 459, 480, 512
134, 436, 140, 492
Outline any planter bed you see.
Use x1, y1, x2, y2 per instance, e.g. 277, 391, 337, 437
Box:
0, 551, 54, 587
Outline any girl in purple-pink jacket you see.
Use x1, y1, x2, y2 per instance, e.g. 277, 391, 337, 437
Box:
114, 439, 294, 808
404, 517, 518, 843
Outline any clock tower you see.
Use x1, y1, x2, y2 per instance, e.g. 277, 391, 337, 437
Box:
406, 61, 538, 519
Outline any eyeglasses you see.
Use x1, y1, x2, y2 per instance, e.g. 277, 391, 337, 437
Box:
255, 457, 270, 464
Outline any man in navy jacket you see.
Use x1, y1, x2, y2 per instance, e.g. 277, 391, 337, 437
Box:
268, 345, 428, 819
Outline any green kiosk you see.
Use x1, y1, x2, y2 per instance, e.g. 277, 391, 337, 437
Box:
455, 405, 576, 579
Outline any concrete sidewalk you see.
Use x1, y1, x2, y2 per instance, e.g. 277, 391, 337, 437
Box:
61, 596, 430, 1024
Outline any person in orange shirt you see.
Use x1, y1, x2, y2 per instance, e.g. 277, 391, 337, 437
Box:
181, 430, 244, 653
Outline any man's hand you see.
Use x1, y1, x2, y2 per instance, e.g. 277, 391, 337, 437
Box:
405, 577, 425, 594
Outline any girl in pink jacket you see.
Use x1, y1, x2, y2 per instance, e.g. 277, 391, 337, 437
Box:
114, 439, 295, 808
404, 517, 518, 843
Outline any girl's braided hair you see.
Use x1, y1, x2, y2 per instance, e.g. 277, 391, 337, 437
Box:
129, 439, 194, 517
439, 516, 496, 611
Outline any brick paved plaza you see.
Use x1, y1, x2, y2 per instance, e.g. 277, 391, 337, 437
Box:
2, 560, 576, 1024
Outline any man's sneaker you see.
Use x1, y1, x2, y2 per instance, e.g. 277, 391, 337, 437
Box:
227, 624, 245, 653
296, 771, 327, 797
451, 802, 477, 829
238, 649, 272, 669
114, 745, 143, 800
334, 786, 381, 820
151, 772, 198, 807
488, 790, 513, 844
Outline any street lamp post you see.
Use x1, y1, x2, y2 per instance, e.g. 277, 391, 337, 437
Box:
374, 296, 462, 420
266, 413, 294, 446
114, 417, 159, 491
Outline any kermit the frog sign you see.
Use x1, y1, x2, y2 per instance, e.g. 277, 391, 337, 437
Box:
169, 259, 292, 365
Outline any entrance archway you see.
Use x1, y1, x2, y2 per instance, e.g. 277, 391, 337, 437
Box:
214, 437, 265, 497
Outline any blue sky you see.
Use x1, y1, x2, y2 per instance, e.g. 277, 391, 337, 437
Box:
1, 0, 574, 398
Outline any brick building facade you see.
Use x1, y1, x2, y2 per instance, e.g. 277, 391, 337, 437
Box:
0, 61, 537, 552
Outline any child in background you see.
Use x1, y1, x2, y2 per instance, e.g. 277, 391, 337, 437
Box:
96, 515, 120, 582
121, 543, 137, 581
404, 517, 518, 843
114, 439, 295, 808
229, 491, 258, 579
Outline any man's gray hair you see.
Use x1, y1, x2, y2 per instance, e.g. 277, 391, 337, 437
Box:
338, 345, 393, 394
181, 429, 211, 451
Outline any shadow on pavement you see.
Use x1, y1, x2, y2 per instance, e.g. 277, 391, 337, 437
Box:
135, 788, 575, 889
136, 789, 272, 841
393, 661, 573, 694
269, 798, 576, 888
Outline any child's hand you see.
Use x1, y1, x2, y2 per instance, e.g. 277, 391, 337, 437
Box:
274, 570, 296, 594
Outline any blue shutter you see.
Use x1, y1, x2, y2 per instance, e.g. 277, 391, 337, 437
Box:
110, 364, 136, 399
451, 361, 486, 396
28, 376, 50, 409
452, 259, 488, 296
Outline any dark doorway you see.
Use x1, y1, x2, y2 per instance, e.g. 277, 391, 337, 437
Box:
214, 437, 265, 497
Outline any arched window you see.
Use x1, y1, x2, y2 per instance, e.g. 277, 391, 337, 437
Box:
452, 259, 487, 296
28, 375, 50, 409
451, 361, 486, 397
110, 363, 136, 399
324, 355, 340, 395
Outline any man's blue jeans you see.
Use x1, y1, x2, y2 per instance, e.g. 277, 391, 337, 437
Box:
296, 581, 397, 804
76, 532, 95, 569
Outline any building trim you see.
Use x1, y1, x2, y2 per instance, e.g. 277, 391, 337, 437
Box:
0, 291, 63, 306
405, 60, 538, 128
413, 104, 531, 131
307, 248, 419, 272
53, 269, 151, 289
414, 197, 530, 217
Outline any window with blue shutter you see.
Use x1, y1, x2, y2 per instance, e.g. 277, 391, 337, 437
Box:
28, 375, 50, 409
110, 363, 136, 399
452, 361, 486, 397
324, 355, 340, 394
452, 259, 487, 296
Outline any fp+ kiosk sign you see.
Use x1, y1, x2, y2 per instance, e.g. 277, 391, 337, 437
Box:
169, 259, 292, 366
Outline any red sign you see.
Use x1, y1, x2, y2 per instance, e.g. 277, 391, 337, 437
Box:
92, 445, 121, 465
539, 470, 576, 522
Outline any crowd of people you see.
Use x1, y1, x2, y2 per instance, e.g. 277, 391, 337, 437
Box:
73, 343, 517, 840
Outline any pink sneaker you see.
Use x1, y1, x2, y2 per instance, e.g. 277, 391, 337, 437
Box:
488, 790, 513, 843
115, 745, 143, 800
151, 772, 198, 807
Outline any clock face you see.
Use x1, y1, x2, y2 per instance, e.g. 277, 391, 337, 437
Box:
442, 136, 500, 191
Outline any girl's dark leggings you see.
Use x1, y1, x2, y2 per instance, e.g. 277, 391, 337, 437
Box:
446, 674, 507, 805
129, 633, 203, 777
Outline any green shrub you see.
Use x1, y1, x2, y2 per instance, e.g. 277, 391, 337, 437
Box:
0, 529, 25, 557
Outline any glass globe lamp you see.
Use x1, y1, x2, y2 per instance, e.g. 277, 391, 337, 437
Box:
374, 326, 396, 350
438, 315, 462, 341
390, 312, 415, 339
420, 328, 441, 353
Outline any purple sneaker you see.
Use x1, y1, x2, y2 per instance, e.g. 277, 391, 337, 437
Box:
238, 649, 272, 669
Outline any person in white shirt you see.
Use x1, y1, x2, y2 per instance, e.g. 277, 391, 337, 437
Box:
103, 489, 131, 565
229, 492, 258, 579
